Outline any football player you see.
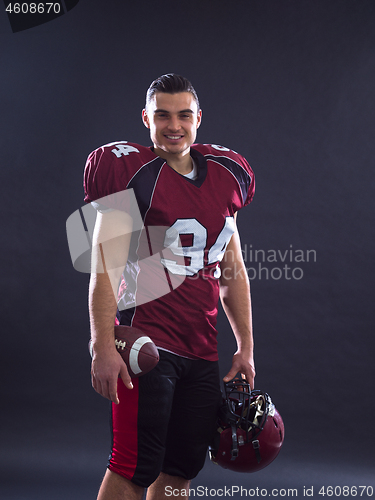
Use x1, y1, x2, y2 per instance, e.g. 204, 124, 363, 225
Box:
85, 74, 256, 500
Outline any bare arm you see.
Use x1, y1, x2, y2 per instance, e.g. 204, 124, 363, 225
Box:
89, 209, 134, 403
219, 214, 255, 389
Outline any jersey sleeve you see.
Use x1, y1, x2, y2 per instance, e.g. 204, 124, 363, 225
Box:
219, 145, 255, 209
241, 155, 255, 208
83, 141, 149, 213
192, 143, 255, 210
84, 146, 124, 204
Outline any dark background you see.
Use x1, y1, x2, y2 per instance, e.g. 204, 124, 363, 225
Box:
1, 1, 374, 498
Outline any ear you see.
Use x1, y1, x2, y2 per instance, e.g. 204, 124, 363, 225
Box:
196, 109, 202, 129
142, 108, 150, 129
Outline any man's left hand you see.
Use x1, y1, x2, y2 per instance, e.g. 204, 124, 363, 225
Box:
223, 351, 256, 390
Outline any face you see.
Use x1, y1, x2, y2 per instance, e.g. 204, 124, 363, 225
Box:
142, 92, 202, 157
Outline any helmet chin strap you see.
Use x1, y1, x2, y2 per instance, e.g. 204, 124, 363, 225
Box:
230, 423, 239, 460
231, 427, 262, 464
252, 439, 262, 464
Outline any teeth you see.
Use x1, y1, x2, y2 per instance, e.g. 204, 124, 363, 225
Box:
166, 135, 182, 139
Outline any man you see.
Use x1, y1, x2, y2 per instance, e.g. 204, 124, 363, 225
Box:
84, 74, 255, 500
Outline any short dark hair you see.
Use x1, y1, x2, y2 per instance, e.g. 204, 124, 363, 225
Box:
146, 73, 200, 111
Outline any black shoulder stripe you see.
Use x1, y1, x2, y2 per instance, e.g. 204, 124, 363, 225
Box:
205, 155, 252, 205
127, 157, 165, 220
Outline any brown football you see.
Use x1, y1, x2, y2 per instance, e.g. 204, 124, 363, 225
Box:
113, 325, 159, 378
89, 325, 159, 378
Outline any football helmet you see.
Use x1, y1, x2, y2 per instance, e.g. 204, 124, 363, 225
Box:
209, 378, 284, 472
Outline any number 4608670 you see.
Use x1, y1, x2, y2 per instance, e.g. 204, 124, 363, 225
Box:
318, 486, 373, 497
5, 3, 61, 14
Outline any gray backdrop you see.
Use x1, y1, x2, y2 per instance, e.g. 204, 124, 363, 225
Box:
1, 1, 374, 498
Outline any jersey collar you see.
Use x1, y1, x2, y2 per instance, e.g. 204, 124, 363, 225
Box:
148, 146, 207, 188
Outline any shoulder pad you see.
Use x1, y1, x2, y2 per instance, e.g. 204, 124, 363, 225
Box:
97, 141, 150, 158
192, 143, 241, 158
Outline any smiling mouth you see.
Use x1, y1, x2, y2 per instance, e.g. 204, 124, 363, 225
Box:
165, 135, 183, 140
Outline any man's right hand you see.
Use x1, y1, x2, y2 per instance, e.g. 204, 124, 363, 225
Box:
91, 345, 133, 404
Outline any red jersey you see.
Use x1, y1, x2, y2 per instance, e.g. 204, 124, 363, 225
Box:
84, 141, 255, 361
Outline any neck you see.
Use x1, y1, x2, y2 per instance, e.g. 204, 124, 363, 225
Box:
154, 147, 193, 175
